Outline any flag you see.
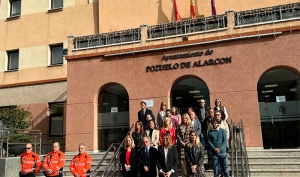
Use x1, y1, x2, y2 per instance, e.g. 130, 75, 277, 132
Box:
174, 0, 180, 21
211, 0, 217, 16
190, 0, 196, 19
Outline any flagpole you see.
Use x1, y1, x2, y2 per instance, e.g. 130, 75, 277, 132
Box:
174, 0, 180, 21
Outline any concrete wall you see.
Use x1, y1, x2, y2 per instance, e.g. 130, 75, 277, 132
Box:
0, 157, 20, 177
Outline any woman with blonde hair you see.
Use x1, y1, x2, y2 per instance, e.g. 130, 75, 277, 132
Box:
159, 117, 176, 145
177, 113, 194, 177
157, 133, 178, 177
185, 130, 205, 177
120, 135, 138, 177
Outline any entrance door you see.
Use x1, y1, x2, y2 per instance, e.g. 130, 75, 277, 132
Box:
98, 84, 129, 151
258, 68, 300, 148
171, 77, 210, 114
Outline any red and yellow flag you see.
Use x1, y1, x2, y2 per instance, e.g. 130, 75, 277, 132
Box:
190, 0, 196, 19
174, 0, 180, 21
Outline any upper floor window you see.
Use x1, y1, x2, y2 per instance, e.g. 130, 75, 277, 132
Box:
10, 0, 21, 17
51, 0, 63, 9
7, 50, 19, 70
50, 44, 63, 65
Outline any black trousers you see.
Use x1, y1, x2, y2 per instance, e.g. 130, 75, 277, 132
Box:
19, 172, 35, 177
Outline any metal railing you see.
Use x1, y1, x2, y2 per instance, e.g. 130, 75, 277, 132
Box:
235, 2, 300, 27
0, 128, 42, 158
230, 120, 250, 177
90, 123, 134, 177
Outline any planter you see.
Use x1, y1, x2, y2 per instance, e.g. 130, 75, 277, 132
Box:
3, 143, 25, 156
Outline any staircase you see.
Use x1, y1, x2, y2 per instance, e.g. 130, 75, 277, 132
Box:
247, 148, 300, 177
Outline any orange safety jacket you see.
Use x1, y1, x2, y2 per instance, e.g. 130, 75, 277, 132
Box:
20, 151, 42, 174
69, 152, 92, 177
43, 150, 66, 176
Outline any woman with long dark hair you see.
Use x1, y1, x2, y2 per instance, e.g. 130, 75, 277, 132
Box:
145, 120, 159, 149
132, 121, 145, 150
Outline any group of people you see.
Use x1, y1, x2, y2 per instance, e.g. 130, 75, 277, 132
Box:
121, 100, 230, 177
19, 142, 91, 177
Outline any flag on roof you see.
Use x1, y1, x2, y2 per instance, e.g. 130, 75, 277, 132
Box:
190, 0, 196, 19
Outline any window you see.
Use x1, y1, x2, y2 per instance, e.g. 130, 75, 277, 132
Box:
49, 102, 64, 136
50, 44, 63, 65
7, 50, 19, 70
10, 0, 21, 17
51, 0, 63, 9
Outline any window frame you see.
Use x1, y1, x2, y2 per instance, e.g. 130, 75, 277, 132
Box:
7, 50, 19, 71
51, 0, 63, 10
10, 0, 21, 17
50, 44, 64, 66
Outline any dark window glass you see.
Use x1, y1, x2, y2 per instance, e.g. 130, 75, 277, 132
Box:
52, 0, 63, 9
51, 45, 63, 65
10, 0, 21, 17
49, 102, 64, 136
8, 51, 19, 70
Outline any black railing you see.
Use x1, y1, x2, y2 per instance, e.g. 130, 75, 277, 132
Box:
90, 123, 134, 177
73, 28, 141, 50
235, 2, 300, 27
147, 14, 227, 40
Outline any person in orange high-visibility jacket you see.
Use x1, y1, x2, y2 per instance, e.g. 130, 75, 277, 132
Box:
43, 142, 66, 177
19, 143, 42, 177
69, 143, 92, 177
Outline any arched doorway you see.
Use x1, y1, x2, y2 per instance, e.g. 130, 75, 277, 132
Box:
257, 68, 300, 148
171, 77, 210, 114
98, 84, 129, 151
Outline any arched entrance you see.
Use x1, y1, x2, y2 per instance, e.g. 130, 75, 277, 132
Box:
98, 84, 129, 151
171, 77, 210, 114
257, 68, 300, 148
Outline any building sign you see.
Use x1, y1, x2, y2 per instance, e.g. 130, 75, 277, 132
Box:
146, 49, 232, 72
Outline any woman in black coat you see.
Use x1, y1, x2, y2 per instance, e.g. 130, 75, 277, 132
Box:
157, 133, 178, 177
120, 135, 138, 177
185, 130, 205, 177
132, 121, 145, 150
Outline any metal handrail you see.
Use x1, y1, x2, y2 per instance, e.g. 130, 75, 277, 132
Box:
240, 120, 250, 177
230, 120, 235, 177
230, 120, 250, 177
100, 123, 135, 177
0, 128, 42, 158
90, 143, 117, 176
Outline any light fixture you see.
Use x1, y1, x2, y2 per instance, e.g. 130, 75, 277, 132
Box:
193, 95, 203, 98
265, 95, 270, 97
290, 88, 297, 92
176, 97, 182, 100
262, 90, 273, 93
189, 90, 200, 93
265, 84, 278, 88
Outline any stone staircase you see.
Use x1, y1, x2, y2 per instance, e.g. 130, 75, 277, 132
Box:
246, 149, 300, 177
35, 148, 300, 177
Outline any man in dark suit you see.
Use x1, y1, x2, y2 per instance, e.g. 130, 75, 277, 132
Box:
138, 101, 155, 130
139, 136, 157, 177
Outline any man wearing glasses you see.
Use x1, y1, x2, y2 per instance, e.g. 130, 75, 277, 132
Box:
19, 143, 42, 177
207, 118, 229, 177
69, 143, 92, 177
43, 142, 66, 177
